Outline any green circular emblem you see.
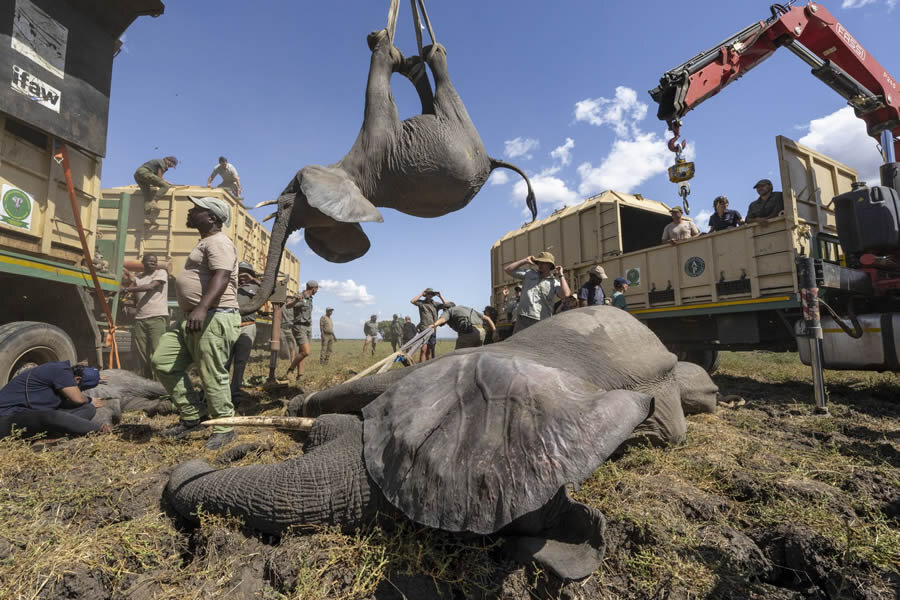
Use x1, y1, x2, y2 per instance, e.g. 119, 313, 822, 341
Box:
684, 256, 706, 277
3, 188, 31, 221
626, 268, 640, 285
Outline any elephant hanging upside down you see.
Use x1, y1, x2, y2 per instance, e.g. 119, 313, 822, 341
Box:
244, 29, 536, 314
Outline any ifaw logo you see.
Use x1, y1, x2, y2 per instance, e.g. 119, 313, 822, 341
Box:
11, 64, 61, 113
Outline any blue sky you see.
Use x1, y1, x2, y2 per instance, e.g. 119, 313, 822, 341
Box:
104, 0, 898, 338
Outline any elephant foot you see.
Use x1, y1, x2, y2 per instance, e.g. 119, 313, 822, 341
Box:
367, 29, 404, 68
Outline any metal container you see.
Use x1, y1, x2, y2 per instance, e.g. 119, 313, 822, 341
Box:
796, 313, 900, 370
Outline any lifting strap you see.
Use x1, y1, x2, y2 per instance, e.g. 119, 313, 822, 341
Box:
385, 0, 437, 57
57, 143, 121, 369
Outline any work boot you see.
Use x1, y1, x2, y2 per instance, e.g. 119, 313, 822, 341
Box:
205, 430, 236, 450
161, 419, 201, 439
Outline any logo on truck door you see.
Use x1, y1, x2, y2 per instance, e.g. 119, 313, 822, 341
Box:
0, 185, 34, 230
626, 268, 641, 286
684, 256, 706, 277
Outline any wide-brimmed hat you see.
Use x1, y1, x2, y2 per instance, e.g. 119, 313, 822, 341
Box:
753, 178, 772, 189
424, 287, 439, 295
533, 251, 555, 265
306, 280, 319, 289
325, 307, 334, 312
164, 156, 178, 167
188, 196, 231, 227
589, 265, 608, 280
238, 261, 256, 275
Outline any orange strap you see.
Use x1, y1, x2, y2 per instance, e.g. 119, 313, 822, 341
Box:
57, 144, 121, 369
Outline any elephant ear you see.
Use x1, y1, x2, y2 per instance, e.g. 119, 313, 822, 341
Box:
361, 352, 654, 535
305, 222, 371, 263
299, 165, 383, 224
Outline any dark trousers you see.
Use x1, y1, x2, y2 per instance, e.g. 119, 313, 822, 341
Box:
0, 403, 98, 438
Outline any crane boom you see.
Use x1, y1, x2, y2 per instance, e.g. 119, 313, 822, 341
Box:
649, 2, 900, 157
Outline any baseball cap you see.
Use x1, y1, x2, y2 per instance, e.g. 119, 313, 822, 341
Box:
614, 277, 628, 287
533, 251, 555, 265
753, 178, 772, 188
77, 367, 101, 391
589, 265, 608, 280
326, 307, 334, 312
164, 156, 178, 167
188, 196, 231, 227
306, 280, 319, 289
238, 261, 256, 274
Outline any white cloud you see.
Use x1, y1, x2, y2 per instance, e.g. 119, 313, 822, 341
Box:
841, 0, 895, 9
513, 173, 579, 216
287, 230, 303, 247
574, 87, 648, 137
551, 138, 575, 166
798, 106, 882, 183
318, 279, 375, 305
693, 209, 712, 233
488, 170, 510, 186
504, 137, 540, 160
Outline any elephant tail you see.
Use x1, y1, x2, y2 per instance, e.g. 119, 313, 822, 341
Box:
490, 158, 537, 221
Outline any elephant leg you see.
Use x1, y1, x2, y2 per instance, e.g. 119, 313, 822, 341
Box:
421, 44, 467, 120
361, 30, 403, 138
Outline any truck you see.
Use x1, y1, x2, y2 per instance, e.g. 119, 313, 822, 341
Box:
0, 1, 164, 382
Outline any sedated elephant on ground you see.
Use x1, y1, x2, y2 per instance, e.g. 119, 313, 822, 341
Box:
165, 307, 719, 580
87, 369, 173, 426
243, 26, 536, 314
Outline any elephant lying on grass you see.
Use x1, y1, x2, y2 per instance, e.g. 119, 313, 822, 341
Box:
166, 307, 719, 580
86, 369, 172, 426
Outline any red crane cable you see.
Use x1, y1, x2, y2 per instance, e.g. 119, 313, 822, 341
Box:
57, 143, 121, 369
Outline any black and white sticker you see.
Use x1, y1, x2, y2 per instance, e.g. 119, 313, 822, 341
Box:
11, 64, 61, 113
11, 0, 67, 80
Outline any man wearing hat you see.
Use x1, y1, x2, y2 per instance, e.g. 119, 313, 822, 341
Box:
661, 205, 700, 242
133, 155, 178, 226
226, 261, 261, 395
0, 361, 110, 438
362, 314, 379, 356
578, 265, 609, 307
611, 277, 629, 310
746, 179, 784, 224
285, 280, 319, 380
319, 307, 336, 365
152, 196, 241, 450
503, 252, 571, 334
410, 288, 447, 361
401, 315, 417, 345
389, 314, 403, 352
430, 302, 496, 349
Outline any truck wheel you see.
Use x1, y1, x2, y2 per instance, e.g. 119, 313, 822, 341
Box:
0, 322, 78, 384
677, 349, 720, 374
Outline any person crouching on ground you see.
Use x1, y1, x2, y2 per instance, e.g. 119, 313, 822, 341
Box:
430, 302, 496, 349
0, 362, 110, 439
362, 315, 379, 356
504, 252, 571, 334
152, 196, 241, 450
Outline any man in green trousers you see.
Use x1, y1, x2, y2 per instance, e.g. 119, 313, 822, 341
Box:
152, 195, 240, 450
134, 155, 177, 226
123, 254, 169, 379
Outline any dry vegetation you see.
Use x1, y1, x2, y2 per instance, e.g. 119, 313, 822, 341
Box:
0, 342, 897, 599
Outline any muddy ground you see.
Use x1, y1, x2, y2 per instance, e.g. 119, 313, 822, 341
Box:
0, 346, 897, 599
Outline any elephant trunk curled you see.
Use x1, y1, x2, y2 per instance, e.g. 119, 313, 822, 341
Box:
240, 192, 295, 316
165, 415, 391, 533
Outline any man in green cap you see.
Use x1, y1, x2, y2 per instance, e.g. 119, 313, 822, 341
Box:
319, 307, 335, 364
134, 156, 177, 226
152, 195, 240, 450
285, 280, 319, 380
504, 252, 571, 334
226, 261, 261, 394
410, 287, 446, 361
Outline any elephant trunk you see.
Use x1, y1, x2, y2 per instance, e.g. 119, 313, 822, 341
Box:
165, 416, 389, 533
241, 192, 295, 316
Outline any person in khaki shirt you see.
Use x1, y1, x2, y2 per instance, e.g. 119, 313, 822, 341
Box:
152, 196, 240, 450
123, 254, 169, 379
661, 206, 700, 242
319, 307, 336, 365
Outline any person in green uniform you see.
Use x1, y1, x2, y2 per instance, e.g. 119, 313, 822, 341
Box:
319, 307, 336, 364
133, 156, 177, 226
362, 315, 379, 356
123, 254, 169, 379
389, 314, 403, 352
401, 316, 417, 345
430, 302, 496, 349
410, 287, 446, 361
226, 262, 260, 394
152, 196, 240, 450
611, 277, 629, 310
284, 280, 319, 381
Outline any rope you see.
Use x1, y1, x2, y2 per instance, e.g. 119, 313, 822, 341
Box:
57, 144, 121, 369
416, 0, 437, 47
386, 0, 399, 44
410, 0, 424, 59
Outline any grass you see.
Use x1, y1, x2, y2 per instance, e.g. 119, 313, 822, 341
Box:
0, 345, 897, 599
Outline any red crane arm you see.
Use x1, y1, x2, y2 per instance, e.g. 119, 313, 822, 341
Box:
650, 2, 900, 156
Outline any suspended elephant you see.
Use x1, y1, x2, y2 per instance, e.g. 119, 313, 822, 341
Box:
244, 24, 536, 314
165, 307, 720, 580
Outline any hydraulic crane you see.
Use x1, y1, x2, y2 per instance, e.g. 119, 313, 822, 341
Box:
649, 1, 900, 213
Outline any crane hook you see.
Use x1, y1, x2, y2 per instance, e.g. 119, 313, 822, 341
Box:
668, 135, 687, 153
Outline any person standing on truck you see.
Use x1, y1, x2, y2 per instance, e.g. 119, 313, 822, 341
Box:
320, 307, 336, 365
505, 252, 571, 334
611, 277, 629, 310
207, 156, 242, 199
0, 362, 110, 439
389, 314, 403, 352
401, 315, 417, 345
134, 156, 177, 226
123, 253, 169, 380
430, 302, 496, 349
578, 265, 608, 307
153, 196, 241, 450
745, 179, 785, 224
708, 196, 743, 231
411, 288, 446, 361
662, 206, 700, 242
284, 280, 319, 381
226, 262, 260, 395
362, 315, 379, 356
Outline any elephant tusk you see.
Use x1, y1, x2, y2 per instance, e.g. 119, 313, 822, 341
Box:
253, 199, 279, 209
202, 416, 316, 431
262, 212, 277, 222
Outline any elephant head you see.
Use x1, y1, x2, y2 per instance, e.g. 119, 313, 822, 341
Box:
166, 308, 720, 580
242, 31, 536, 315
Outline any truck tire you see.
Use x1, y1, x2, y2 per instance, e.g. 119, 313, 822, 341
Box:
0, 322, 78, 384
677, 349, 720, 374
